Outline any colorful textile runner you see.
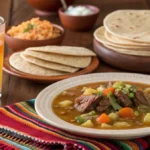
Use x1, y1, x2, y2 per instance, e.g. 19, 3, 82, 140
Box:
0, 99, 149, 150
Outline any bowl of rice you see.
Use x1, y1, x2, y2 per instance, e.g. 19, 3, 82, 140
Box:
5, 18, 65, 51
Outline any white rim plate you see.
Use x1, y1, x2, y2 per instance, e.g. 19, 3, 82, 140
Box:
35, 73, 150, 139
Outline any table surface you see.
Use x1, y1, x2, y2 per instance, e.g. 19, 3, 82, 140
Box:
1, 0, 150, 107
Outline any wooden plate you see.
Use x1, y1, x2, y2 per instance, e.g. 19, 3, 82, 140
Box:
3, 54, 99, 83
93, 39, 150, 73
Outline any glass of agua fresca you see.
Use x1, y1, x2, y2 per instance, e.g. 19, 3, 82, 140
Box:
0, 17, 5, 98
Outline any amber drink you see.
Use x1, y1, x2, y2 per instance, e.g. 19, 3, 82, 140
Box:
0, 17, 5, 98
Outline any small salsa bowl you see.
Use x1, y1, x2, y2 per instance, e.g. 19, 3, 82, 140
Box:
59, 5, 100, 31
5, 24, 65, 51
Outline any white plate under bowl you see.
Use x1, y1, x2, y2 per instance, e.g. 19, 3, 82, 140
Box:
35, 73, 150, 139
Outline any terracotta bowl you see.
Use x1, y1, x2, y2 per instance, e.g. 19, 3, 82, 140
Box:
93, 39, 150, 73
5, 24, 65, 51
59, 5, 100, 31
26, 0, 74, 16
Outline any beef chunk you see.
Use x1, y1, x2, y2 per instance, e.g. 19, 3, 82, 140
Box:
115, 91, 132, 107
96, 97, 111, 113
74, 95, 100, 112
134, 90, 150, 106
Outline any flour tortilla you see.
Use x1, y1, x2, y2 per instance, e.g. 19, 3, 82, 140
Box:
94, 26, 150, 49
103, 44, 150, 56
105, 30, 150, 47
21, 53, 79, 73
22, 50, 92, 68
25, 46, 96, 56
104, 10, 150, 43
9, 52, 68, 76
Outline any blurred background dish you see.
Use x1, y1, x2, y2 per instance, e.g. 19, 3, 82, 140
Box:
26, 0, 74, 16
59, 5, 100, 31
5, 18, 65, 51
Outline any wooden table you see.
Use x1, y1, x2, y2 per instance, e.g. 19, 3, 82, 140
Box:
1, 0, 149, 107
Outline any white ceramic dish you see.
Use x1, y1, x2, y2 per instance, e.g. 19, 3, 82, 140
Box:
35, 73, 150, 139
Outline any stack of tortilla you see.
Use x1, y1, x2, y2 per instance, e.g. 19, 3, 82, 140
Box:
9, 46, 96, 76
94, 10, 150, 56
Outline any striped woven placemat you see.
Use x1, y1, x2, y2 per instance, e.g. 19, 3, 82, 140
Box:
0, 99, 149, 150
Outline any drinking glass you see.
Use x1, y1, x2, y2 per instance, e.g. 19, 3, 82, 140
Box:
0, 17, 5, 99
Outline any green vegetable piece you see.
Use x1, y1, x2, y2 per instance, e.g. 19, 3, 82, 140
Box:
122, 88, 129, 94
113, 81, 125, 89
80, 111, 96, 118
108, 94, 122, 111
128, 93, 135, 99
24, 23, 34, 33
108, 112, 118, 121
125, 84, 132, 89
129, 86, 137, 93
75, 116, 86, 124
97, 91, 102, 96
88, 110, 96, 116
78, 111, 97, 123
118, 86, 123, 90
80, 113, 88, 117
134, 111, 139, 117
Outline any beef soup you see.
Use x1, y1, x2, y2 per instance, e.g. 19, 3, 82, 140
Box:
52, 81, 150, 129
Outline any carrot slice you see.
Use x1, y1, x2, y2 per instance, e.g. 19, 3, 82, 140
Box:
103, 87, 115, 96
118, 107, 134, 119
96, 113, 111, 124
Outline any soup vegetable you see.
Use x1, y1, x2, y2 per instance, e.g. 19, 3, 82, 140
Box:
53, 81, 150, 129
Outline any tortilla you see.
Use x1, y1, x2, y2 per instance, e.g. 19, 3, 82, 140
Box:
22, 50, 92, 68
103, 44, 150, 56
25, 46, 96, 56
9, 52, 67, 76
105, 30, 150, 47
21, 53, 79, 73
94, 26, 150, 49
104, 10, 150, 43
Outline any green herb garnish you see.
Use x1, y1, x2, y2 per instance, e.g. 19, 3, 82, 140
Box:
24, 23, 34, 33
75, 116, 86, 124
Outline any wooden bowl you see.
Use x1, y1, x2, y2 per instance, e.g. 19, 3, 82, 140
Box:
3, 54, 99, 83
93, 39, 150, 73
26, 0, 74, 16
5, 24, 65, 51
59, 5, 100, 31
